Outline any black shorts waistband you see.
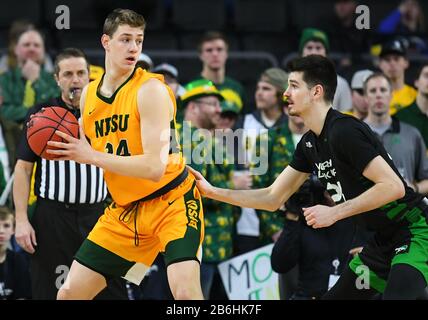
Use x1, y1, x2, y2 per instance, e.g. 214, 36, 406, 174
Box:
138, 167, 189, 202
37, 197, 104, 209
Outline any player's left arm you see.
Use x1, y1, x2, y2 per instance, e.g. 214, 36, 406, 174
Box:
305, 155, 405, 228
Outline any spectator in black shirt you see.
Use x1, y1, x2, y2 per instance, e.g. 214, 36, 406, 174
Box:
0, 206, 31, 299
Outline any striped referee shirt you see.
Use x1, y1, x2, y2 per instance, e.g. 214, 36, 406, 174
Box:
34, 159, 107, 203
17, 97, 107, 204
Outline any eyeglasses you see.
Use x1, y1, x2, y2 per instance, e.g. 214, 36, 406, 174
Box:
194, 99, 220, 108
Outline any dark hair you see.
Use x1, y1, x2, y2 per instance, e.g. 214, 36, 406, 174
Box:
54, 48, 89, 75
197, 31, 229, 52
363, 72, 392, 95
103, 8, 146, 37
286, 55, 337, 103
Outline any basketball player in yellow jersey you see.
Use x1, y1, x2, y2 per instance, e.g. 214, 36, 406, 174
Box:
46, 9, 204, 300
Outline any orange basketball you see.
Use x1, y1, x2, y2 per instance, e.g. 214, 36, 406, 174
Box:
26, 106, 79, 160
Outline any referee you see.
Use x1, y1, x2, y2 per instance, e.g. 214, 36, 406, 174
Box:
13, 48, 127, 300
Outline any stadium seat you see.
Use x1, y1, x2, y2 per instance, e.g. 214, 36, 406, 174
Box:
171, 0, 226, 31
44, 0, 99, 30
0, 0, 41, 28
143, 31, 178, 50
288, 0, 335, 32
241, 33, 292, 60
234, 0, 287, 32
226, 53, 278, 113
179, 32, 240, 51
56, 30, 102, 50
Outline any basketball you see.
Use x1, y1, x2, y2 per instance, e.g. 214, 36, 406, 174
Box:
26, 106, 79, 160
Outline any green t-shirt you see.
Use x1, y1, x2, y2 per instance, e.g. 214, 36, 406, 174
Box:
0, 67, 60, 123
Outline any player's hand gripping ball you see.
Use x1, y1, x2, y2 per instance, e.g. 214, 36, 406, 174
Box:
26, 106, 79, 160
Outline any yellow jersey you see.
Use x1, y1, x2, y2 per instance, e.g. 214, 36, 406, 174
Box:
390, 84, 417, 115
83, 67, 185, 206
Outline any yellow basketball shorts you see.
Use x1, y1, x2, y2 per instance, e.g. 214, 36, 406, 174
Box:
75, 175, 204, 285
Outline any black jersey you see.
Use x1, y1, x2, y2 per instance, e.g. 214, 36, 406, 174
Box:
290, 108, 424, 235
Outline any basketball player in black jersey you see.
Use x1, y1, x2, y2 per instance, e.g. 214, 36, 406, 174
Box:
189, 55, 428, 299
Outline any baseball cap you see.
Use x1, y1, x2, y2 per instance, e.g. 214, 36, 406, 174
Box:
137, 53, 153, 70
152, 63, 179, 79
380, 39, 407, 58
180, 79, 224, 107
351, 69, 374, 90
259, 68, 288, 92
221, 100, 240, 114
299, 28, 330, 54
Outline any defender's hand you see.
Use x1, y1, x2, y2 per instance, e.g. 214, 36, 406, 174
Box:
187, 166, 214, 197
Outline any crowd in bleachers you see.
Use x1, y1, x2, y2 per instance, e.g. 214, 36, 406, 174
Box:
0, 0, 428, 300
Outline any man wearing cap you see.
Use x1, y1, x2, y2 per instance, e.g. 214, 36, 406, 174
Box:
153, 63, 186, 124
178, 79, 244, 299
299, 28, 352, 112
378, 38, 417, 114
216, 100, 241, 131
136, 52, 153, 71
396, 63, 428, 148
344, 69, 373, 119
234, 68, 289, 254
194, 31, 245, 115
153, 63, 185, 98
363, 72, 428, 195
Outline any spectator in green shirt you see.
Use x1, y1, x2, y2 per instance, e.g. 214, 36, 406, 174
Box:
396, 63, 428, 148
193, 31, 245, 115
0, 28, 59, 124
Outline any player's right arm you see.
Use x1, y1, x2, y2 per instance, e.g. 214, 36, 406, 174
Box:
189, 165, 309, 212
13, 160, 37, 254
